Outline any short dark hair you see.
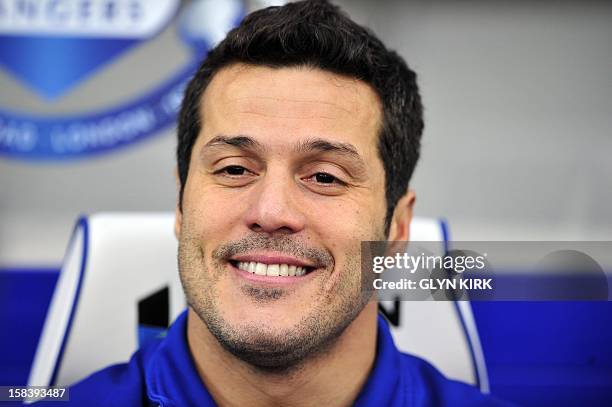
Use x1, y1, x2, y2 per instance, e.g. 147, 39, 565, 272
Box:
177, 0, 423, 233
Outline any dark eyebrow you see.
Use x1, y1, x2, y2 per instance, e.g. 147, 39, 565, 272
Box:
295, 138, 368, 180
204, 135, 265, 152
203, 134, 368, 179
294, 138, 361, 158
204, 135, 361, 158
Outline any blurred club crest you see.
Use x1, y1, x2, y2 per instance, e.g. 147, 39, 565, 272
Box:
0, 0, 250, 160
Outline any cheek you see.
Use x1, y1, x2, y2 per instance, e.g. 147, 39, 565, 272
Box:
183, 182, 246, 236
304, 196, 386, 276
308, 194, 385, 239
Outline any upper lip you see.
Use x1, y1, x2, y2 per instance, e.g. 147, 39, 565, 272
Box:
229, 252, 319, 268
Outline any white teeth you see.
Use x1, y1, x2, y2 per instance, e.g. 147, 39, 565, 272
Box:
267, 264, 280, 276
255, 263, 267, 275
279, 264, 289, 276
236, 261, 310, 277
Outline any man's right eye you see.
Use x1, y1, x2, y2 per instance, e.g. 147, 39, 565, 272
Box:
217, 165, 248, 176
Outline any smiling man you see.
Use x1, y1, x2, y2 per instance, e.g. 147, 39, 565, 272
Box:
51, 1, 513, 406
176, 64, 386, 406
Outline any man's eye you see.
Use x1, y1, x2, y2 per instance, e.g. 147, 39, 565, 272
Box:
217, 165, 248, 176
313, 172, 345, 185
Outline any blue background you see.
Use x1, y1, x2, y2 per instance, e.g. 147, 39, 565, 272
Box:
1, 268, 611, 406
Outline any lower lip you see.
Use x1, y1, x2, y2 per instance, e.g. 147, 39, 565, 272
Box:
229, 262, 318, 286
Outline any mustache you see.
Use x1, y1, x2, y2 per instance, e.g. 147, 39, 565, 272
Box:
212, 234, 334, 268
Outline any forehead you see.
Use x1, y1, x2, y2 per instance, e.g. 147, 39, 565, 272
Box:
199, 63, 382, 152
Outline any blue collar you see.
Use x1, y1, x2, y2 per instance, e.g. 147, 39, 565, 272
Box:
144, 311, 217, 407
354, 313, 405, 406
143, 310, 404, 407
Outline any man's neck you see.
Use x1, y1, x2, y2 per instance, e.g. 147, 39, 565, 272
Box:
187, 301, 378, 407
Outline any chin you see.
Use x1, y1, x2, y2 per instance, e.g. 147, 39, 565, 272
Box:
226, 302, 309, 331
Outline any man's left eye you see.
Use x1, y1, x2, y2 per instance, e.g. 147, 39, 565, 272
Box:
315, 172, 335, 183
311, 172, 345, 185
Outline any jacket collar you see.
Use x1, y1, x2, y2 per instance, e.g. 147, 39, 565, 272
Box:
143, 310, 404, 407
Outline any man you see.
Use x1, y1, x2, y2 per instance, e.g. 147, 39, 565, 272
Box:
47, 1, 512, 405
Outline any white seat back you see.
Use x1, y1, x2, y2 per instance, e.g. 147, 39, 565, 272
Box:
390, 217, 489, 392
28, 213, 488, 392
28, 213, 184, 388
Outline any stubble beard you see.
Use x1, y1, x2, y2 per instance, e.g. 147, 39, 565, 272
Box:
177, 224, 384, 374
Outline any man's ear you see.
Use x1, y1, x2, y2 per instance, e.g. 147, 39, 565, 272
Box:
386, 190, 416, 253
174, 167, 182, 239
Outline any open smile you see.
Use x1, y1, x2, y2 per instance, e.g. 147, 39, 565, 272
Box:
231, 252, 319, 273
227, 252, 322, 283
231, 260, 312, 276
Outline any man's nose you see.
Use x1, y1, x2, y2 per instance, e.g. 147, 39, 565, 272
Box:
243, 173, 306, 235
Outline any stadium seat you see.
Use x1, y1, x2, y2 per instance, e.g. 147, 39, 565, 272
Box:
27, 213, 489, 393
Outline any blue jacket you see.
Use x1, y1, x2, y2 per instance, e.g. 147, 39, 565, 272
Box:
41, 311, 514, 406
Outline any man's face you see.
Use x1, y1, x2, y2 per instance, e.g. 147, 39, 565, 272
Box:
177, 64, 388, 371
